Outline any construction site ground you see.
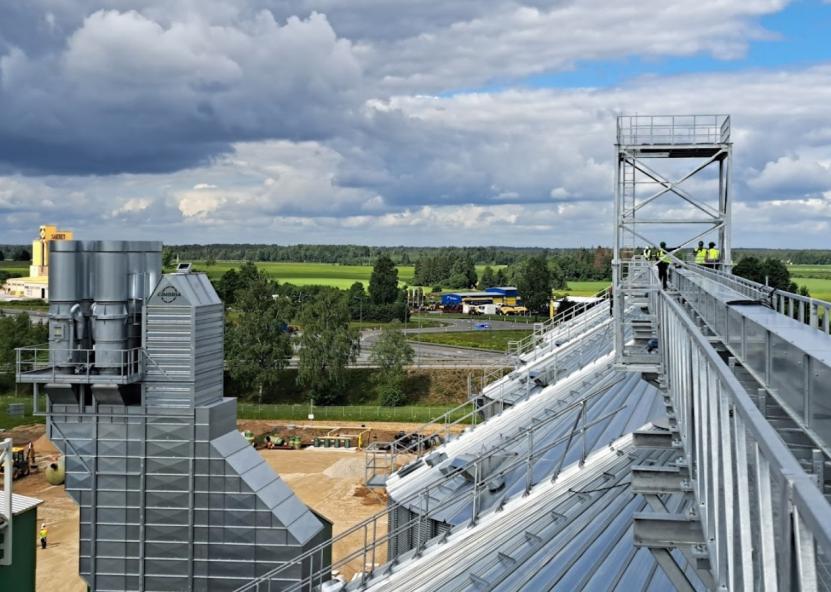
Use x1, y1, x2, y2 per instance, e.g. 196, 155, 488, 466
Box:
2, 418, 462, 591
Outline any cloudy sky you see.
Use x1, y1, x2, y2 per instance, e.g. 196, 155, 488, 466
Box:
1, 0, 830, 247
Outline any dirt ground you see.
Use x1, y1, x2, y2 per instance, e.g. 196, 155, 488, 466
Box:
2, 419, 434, 589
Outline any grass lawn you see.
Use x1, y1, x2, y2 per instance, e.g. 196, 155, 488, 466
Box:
237, 402, 473, 423
0, 395, 43, 430
0, 299, 49, 311
350, 318, 447, 330
792, 277, 831, 302
408, 329, 533, 352
561, 280, 610, 297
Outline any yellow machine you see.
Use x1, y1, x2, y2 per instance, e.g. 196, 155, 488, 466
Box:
0, 443, 37, 480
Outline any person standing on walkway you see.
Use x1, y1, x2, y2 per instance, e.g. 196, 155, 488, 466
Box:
657, 242, 676, 290
694, 241, 707, 265
707, 241, 721, 270
40, 523, 48, 549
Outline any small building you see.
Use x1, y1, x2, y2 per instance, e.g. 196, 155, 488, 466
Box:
485, 286, 520, 306
0, 493, 44, 592
440, 291, 495, 308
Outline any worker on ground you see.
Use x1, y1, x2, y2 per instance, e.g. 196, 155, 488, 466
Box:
657, 241, 674, 290
40, 523, 48, 549
706, 241, 721, 270
694, 241, 707, 266
642, 246, 653, 261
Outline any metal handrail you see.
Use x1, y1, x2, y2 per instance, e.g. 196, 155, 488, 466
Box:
617, 114, 730, 146
679, 261, 831, 335
506, 288, 609, 358
364, 315, 613, 484
15, 345, 144, 382
237, 378, 625, 592
657, 282, 831, 589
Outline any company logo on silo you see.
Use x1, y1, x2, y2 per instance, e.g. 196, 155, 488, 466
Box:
159, 286, 181, 303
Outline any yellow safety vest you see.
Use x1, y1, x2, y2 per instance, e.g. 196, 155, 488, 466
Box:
658, 249, 671, 263
643, 248, 652, 260
694, 248, 707, 264
40, 528, 47, 538
707, 248, 720, 262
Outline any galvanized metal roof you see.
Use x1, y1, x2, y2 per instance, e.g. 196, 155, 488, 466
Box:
148, 271, 221, 308
482, 313, 613, 406
358, 435, 704, 591
387, 354, 664, 524
0, 493, 43, 517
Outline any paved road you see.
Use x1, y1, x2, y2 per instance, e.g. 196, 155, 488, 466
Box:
408, 315, 539, 333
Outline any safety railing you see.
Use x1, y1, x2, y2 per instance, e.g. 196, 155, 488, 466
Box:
15, 345, 144, 383
506, 288, 609, 358
365, 315, 613, 485
237, 379, 625, 592
679, 262, 831, 335
657, 287, 831, 590
617, 114, 730, 145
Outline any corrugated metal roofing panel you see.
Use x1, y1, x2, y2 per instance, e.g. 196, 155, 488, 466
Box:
0, 493, 43, 517
357, 435, 704, 592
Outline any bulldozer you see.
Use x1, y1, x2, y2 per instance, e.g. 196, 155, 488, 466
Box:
0, 442, 37, 480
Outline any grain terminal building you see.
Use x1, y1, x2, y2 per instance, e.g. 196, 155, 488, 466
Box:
2, 225, 73, 299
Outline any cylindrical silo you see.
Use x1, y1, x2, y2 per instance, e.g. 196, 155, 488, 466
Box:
126, 242, 146, 351
90, 240, 129, 374
49, 241, 86, 369
144, 242, 163, 298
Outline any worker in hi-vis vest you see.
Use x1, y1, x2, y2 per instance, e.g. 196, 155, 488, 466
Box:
694, 241, 707, 265
643, 246, 653, 261
706, 241, 721, 269
40, 523, 48, 549
656, 242, 676, 290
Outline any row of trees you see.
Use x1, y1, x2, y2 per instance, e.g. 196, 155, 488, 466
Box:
0, 313, 48, 393
733, 256, 808, 294
157, 243, 617, 274
413, 253, 478, 288
224, 259, 414, 406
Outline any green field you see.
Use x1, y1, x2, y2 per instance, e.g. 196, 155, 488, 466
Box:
0, 261, 28, 276
562, 280, 610, 296
191, 260, 416, 288
408, 329, 533, 352
238, 402, 473, 423
789, 265, 831, 301
0, 396, 42, 430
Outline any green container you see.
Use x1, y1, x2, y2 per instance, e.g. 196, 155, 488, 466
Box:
314, 437, 322, 447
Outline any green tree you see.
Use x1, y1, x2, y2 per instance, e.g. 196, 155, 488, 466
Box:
548, 259, 567, 290
216, 269, 242, 305
761, 258, 798, 292
370, 323, 414, 406
347, 281, 367, 321
162, 248, 174, 268
13, 248, 30, 262
297, 289, 361, 405
494, 268, 508, 286
369, 256, 399, 305
225, 275, 293, 405
479, 266, 496, 289
205, 255, 216, 266
517, 255, 552, 315
733, 257, 764, 284
735, 257, 798, 292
